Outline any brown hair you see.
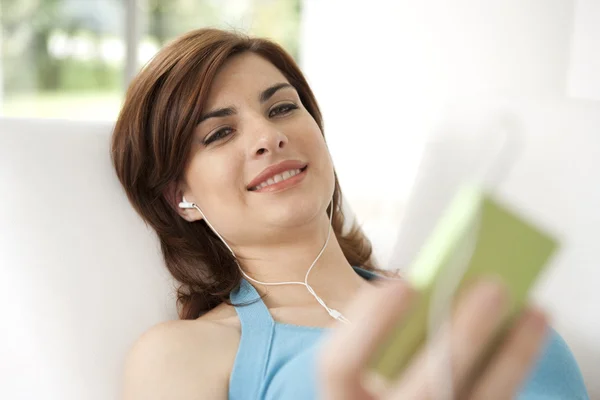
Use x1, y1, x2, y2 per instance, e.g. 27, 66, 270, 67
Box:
111, 28, 377, 320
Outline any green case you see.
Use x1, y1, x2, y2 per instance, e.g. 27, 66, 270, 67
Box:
369, 185, 559, 381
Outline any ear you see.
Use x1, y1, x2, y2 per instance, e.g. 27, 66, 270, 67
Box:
163, 181, 203, 222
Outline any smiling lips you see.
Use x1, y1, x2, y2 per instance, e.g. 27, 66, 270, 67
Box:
247, 160, 308, 192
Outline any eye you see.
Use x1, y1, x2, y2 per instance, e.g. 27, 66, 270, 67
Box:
269, 103, 298, 118
204, 127, 234, 145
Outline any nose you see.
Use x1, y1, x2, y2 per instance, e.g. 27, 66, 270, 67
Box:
248, 119, 288, 158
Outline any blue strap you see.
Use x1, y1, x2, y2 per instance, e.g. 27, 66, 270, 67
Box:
518, 328, 590, 399
228, 266, 379, 399
228, 279, 275, 400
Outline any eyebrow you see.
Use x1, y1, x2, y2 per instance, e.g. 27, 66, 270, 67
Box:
198, 82, 294, 124
259, 82, 294, 103
198, 106, 237, 124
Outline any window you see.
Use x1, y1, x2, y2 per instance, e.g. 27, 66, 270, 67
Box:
0, 0, 126, 120
0, 0, 301, 120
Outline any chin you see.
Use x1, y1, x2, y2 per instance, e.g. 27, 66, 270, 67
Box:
264, 195, 329, 229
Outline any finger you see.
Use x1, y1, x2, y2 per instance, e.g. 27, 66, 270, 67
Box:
388, 278, 509, 399
468, 307, 548, 400
318, 279, 416, 400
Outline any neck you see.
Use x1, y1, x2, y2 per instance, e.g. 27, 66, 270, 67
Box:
233, 217, 370, 312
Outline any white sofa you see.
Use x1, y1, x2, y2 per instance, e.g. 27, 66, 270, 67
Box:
1, 110, 598, 398
0, 118, 176, 400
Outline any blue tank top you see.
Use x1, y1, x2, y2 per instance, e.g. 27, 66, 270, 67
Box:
228, 267, 589, 399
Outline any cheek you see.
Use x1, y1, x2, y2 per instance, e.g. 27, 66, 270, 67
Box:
186, 154, 244, 205
306, 126, 332, 170
299, 123, 335, 191
298, 117, 327, 155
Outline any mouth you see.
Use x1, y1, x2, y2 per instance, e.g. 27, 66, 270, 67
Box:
248, 165, 308, 192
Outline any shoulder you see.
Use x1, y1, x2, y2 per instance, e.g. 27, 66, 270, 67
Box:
519, 327, 589, 399
122, 308, 240, 400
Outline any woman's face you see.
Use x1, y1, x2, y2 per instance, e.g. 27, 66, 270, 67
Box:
179, 52, 335, 246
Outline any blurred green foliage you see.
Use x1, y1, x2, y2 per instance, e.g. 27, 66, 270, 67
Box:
0, 0, 301, 96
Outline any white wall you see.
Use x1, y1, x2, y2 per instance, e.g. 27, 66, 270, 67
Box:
301, 0, 599, 397
568, 0, 600, 101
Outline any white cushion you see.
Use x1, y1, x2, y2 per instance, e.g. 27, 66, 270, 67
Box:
0, 118, 176, 400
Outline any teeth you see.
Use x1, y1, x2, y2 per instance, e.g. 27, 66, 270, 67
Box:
251, 168, 302, 190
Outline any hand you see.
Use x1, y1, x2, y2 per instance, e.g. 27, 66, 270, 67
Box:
318, 278, 548, 400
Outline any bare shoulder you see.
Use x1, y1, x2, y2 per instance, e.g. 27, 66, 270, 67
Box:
122, 305, 240, 400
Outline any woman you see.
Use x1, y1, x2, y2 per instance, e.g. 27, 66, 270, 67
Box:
112, 28, 588, 399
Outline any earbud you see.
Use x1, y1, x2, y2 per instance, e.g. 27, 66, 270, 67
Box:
178, 196, 195, 209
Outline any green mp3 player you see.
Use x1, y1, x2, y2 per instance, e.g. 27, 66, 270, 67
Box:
369, 184, 559, 381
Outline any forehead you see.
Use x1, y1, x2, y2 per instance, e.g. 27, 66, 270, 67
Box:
205, 52, 289, 104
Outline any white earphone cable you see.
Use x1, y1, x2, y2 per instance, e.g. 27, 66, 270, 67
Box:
181, 197, 350, 323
